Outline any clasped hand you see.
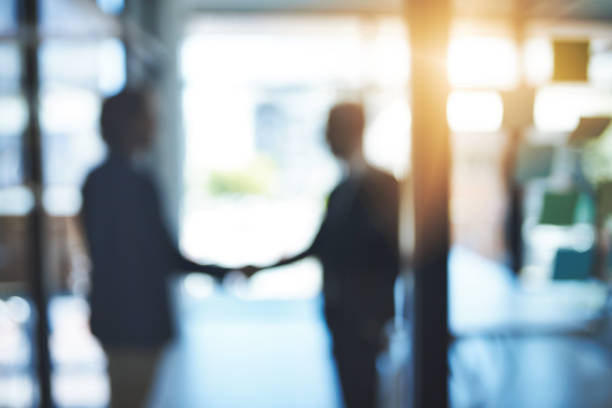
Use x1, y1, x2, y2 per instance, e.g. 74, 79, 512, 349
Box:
237, 265, 262, 278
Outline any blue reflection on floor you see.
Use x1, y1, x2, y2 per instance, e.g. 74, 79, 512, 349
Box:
150, 291, 342, 408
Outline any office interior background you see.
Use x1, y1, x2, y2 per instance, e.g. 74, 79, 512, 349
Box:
1, 0, 612, 406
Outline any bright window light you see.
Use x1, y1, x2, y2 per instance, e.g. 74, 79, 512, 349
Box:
182, 86, 255, 172
534, 86, 612, 132
363, 20, 410, 87
448, 36, 518, 89
43, 186, 83, 216
41, 87, 100, 133
524, 38, 553, 85
447, 91, 503, 132
40, 40, 125, 94
0, 44, 20, 85
181, 33, 363, 87
98, 39, 126, 95
0, 375, 34, 408
364, 100, 411, 177
180, 16, 410, 300
0, 187, 34, 216
0, 96, 27, 134
589, 52, 612, 88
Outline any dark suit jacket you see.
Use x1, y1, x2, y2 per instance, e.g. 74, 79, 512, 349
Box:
307, 165, 400, 339
81, 154, 224, 347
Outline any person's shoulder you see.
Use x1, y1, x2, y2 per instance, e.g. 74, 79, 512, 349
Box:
82, 157, 129, 191
366, 165, 398, 189
327, 182, 341, 200
81, 163, 107, 208
82, 162, 105, 189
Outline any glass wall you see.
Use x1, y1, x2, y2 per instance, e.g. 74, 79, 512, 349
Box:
0, 2, 33, 406
447, 20, 612, 408
40, 1, 125, 404
1, 1, 125, 406
180, 15, 411, 300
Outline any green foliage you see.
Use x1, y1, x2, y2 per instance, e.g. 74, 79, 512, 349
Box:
207, 156, 278, 196
582, 124, 612, 185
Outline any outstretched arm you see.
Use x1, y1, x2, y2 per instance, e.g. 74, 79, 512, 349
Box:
145, 174, 232, 279
241, 188, 336, 277
161, 220, 231, 279
264, 247, 313, 269
240, 248, 312, 277
172, 250, 231, 279
242, 207, 330, 276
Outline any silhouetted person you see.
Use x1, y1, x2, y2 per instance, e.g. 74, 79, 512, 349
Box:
81, 88, 231, 407
501, 129, 524, 275
249, 103, 400, 408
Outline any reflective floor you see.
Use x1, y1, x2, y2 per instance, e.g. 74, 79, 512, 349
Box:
0, 290, 342, 408
450, 333, 612, 408
448, 248, 612, 408
151, 292, 341, 408
1, 248, 612, 407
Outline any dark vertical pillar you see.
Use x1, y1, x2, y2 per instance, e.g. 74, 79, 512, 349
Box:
18, 0, 52, 407
406, 0, 451, 407
504, 129, 524, 275
506, 0, 527, 275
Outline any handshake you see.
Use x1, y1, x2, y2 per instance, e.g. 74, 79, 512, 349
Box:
197, 254, 301, 281
237, 265, 262, 278
229, 254, 298, 279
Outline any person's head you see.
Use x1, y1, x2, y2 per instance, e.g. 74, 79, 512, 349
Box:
100, 88, 155, 155
325, 102, 365, 161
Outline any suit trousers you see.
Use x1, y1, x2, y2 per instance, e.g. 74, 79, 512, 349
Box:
105, 347, 161, 408
332, 328, 380, 408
